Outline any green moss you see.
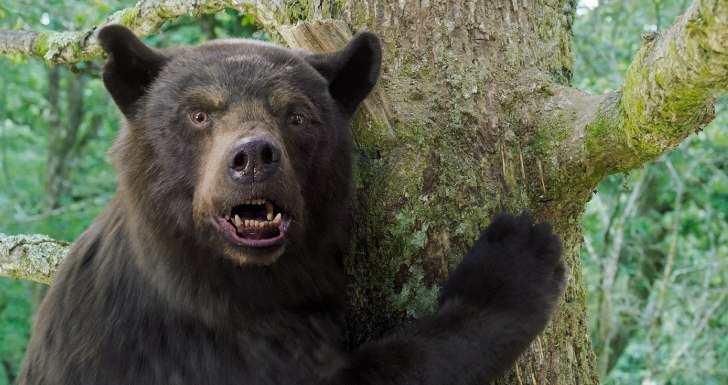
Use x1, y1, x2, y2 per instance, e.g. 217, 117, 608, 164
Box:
392, 262, 439, 319
32, 32, 53, 57
584, 116, 609, 151
351, 111, 396, 154
534, 118, 571, 153
283, 1, 315, 23
118, 7, 140, 26
349, 105, 504, 329
328, 0, 346, 20
606, 30, 720, 171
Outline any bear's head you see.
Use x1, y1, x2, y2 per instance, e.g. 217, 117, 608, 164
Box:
97, 25, 381, 266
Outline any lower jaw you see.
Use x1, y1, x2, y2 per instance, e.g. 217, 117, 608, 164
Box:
214, 217, 288, 248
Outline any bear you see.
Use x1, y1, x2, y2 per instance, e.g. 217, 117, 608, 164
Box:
19, 25, 567, 385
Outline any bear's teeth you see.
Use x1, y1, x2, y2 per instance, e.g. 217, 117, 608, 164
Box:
271, 213, 282, 226
229, 211, 281, 229
242, 198, 269, 206
265, 201, 274, 220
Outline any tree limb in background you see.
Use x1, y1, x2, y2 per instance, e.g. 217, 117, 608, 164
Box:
0, 0, 285, 63
0, 234, 69, 284
584, 0, 728, 175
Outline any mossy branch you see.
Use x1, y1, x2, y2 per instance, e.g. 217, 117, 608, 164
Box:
585, 0, 728, 175
0, 234, 70, 284
0, 0, 285, 63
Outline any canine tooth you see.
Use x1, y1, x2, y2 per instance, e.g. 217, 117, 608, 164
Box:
234, 215, 243, 228
265, 201, 274, 220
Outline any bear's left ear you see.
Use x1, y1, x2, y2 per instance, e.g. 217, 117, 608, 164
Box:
97, 25, 169, 116
305, 32, 382, 116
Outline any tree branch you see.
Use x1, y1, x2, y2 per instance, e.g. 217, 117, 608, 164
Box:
0, 0, 286, 63
585, 0, 728, 174
0, 234, 70, 284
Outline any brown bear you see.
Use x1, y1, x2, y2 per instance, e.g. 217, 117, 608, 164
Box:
19, 25, 566, 385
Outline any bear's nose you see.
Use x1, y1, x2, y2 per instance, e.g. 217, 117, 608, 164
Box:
227, 135, 281, 183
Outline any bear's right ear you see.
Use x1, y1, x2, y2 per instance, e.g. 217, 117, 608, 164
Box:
97, 25, 168, 116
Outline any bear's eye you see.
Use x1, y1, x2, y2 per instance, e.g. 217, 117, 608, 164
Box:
190, 111, 210, 125
287, 113, 304, 127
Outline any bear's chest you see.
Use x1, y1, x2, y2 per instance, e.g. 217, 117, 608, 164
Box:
30, 269, 348, 385
101, 311, 346, 385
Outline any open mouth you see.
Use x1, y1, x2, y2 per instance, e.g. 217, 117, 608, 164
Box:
214, 198, 291, 248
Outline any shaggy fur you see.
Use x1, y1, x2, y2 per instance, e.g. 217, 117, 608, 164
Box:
19, 25, 566, 385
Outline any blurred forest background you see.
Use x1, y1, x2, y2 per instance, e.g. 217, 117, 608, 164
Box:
0, 1, 725, 384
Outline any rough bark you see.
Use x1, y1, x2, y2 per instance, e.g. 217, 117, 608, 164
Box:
2, 0, 727, 384
0, 234, 69, 285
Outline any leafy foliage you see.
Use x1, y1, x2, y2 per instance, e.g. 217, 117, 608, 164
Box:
575, 1, 728, 384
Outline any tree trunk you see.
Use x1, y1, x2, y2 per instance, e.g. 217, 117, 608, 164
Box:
2, 0, 727, 383
277, 1, 598, 382
279, 1, 600, 383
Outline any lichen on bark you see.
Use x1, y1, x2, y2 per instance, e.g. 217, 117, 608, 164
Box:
0, 234, 69, 285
